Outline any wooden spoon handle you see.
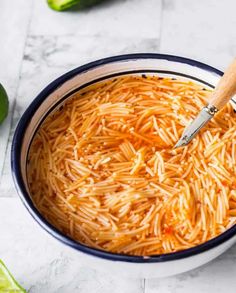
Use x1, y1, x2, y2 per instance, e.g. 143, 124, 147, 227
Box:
208, 58, 236, 110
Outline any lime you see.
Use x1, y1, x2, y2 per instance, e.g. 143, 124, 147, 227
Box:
0, 83, 9, 124
0, 260, 26, 293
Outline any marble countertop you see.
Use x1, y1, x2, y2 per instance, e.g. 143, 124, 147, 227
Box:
0, 0, 236, 292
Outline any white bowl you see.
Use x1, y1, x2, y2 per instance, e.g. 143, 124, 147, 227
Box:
11, 54, 236, 278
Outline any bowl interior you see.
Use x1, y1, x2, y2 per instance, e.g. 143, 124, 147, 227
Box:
21, 56, 221, 194
13, 54, 236, 263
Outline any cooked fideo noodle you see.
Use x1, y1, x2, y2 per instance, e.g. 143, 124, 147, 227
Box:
28, 75, 236, 255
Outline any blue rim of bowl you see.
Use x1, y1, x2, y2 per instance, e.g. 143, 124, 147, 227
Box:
11, 53, 236, 263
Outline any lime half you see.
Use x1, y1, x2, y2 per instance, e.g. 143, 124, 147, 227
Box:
0, 83, 9, 124
0, 260, 26, 293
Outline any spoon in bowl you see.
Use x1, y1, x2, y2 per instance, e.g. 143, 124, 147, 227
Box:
175, 58, 236, 148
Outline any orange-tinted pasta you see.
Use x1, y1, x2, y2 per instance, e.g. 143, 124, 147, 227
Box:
27, 75, 236, 255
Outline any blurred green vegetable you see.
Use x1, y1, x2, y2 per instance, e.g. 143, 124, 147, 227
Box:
47, 0, 105, 11
0, 83, 9, 124
0, 260, 26, 293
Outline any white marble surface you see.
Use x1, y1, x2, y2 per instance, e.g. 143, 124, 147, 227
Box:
0, 0, 236, 291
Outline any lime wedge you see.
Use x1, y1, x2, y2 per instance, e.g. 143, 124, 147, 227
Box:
0, 260, 26, 293
0, 83, 9, 124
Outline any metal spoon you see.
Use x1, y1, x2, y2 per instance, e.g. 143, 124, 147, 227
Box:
175, 58, 236, 148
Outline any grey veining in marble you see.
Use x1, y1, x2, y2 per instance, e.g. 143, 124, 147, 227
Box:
30, 0, 162, 38
160, 0, 236, 69
0, 0, 32, 179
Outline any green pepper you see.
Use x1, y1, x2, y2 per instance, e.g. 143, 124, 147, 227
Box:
47, 0, 105, 11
